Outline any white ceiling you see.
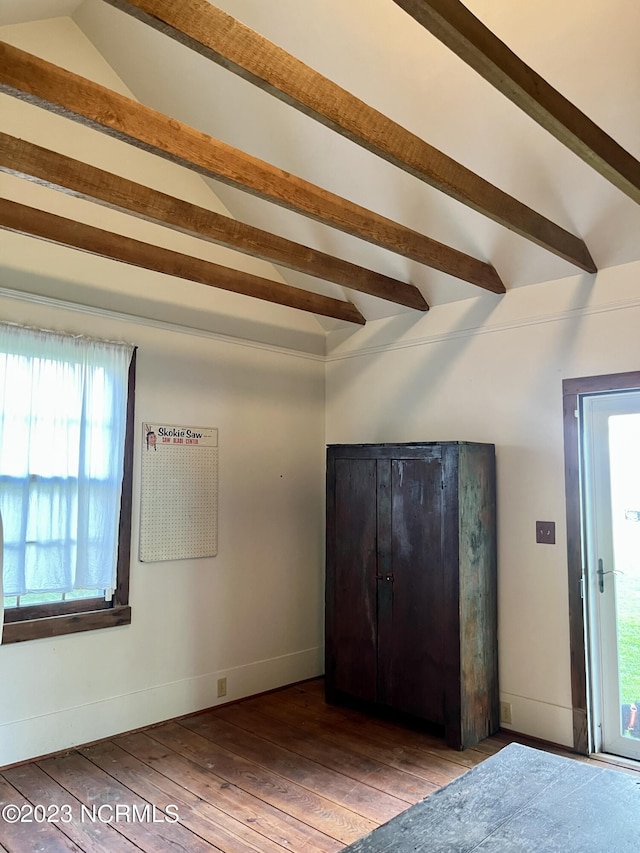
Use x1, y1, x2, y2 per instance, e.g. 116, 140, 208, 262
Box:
2, 0, 640, 327
0, 0, 82, 26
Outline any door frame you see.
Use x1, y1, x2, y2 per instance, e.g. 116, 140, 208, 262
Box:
563, 370, 640, 754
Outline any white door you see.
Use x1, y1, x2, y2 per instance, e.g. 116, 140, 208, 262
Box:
582, 391, 640, 759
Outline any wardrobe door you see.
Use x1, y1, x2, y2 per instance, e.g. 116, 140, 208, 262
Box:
326, 455, 378, 702
382, 455, 445, 723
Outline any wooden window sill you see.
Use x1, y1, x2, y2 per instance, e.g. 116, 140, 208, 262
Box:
1, 605, 131, 644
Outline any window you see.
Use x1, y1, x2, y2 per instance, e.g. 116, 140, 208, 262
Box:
0, 323, 135, 644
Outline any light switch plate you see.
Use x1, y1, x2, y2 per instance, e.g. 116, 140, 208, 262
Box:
536, 521, 556, 544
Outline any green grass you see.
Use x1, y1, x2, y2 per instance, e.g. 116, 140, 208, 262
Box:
3, 589, 103, 609
617, 568, 640, 705
619, 615, 640, 704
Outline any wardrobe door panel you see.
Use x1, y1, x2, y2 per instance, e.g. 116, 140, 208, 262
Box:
326, 457, 378, 702
375, 458, 393, 704
386, 457, 445, 723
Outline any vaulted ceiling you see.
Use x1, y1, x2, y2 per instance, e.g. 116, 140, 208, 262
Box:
1, 0, 639, 340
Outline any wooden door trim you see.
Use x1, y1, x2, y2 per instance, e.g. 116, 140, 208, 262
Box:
563, 370, 640, 754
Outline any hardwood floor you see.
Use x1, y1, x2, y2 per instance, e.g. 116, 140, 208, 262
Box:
0, 678, 636, 852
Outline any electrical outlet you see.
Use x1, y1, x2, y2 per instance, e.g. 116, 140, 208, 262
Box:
536, 521, 556, 544
217, 677, 227, 698
500, 701, 513, 725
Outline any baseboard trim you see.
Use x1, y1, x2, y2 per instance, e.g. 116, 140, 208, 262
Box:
0, 646, 323, 768
496, 727, 579, 755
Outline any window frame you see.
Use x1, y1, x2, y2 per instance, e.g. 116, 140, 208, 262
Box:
1, 349, 136, 644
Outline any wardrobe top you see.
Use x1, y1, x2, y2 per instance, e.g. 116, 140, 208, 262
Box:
327, 441, 495, 449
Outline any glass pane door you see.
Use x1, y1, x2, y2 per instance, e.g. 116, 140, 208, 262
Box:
582, 391, 640, 759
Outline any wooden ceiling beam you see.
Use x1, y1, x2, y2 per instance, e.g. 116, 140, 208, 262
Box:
0, 198, 366, 325
0, 43, 504, 295
0, 133, 428, 311
102, 0, 596, 272
392, 0, 640, 205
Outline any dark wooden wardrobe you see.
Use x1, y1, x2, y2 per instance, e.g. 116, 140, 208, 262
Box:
325, 442, 498, 750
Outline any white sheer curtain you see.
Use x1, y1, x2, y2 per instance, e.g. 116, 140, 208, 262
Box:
0, 323, 133, 600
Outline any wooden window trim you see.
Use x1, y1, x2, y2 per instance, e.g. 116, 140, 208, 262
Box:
2, 349, 136, 645
562, 369, 640, 754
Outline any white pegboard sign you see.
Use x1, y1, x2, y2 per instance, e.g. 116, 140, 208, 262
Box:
139, 422, 218, 562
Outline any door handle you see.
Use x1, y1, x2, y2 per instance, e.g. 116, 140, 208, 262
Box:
597, 558, 620, 593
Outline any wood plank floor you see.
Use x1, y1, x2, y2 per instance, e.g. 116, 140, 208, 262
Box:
1, 678, 637, 852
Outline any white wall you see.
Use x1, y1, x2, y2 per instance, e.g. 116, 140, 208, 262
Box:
0, 292, 325, 767
325, 262, 640, 746
0, 18, 326, 766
